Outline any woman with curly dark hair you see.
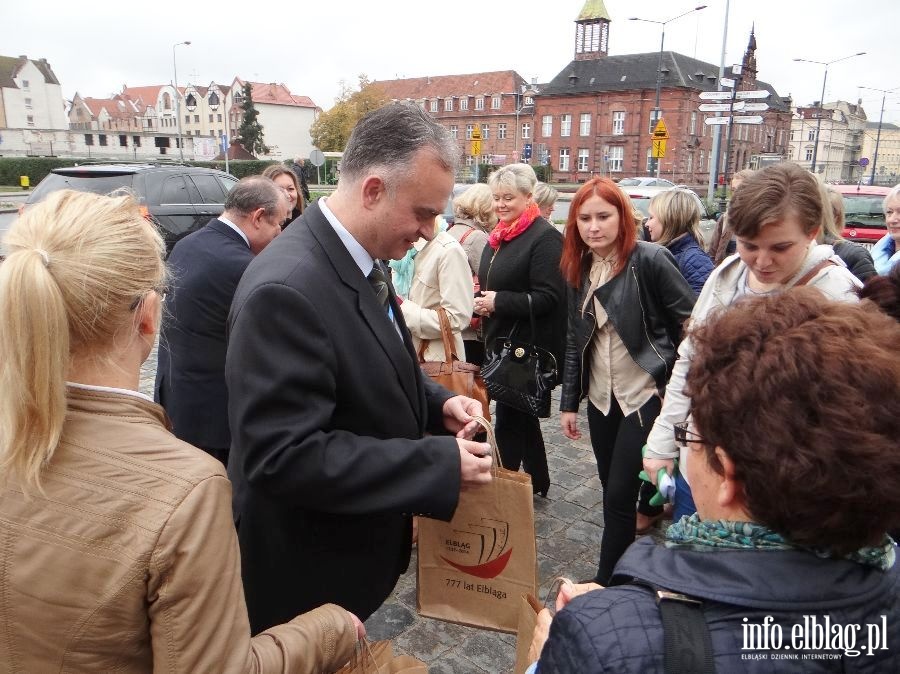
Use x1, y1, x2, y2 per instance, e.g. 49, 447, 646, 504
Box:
531, 289, 900, 673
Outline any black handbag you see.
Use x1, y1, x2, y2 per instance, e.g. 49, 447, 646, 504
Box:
481, 294, 558, 418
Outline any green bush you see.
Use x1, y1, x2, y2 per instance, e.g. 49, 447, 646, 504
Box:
532, 165, 552, 183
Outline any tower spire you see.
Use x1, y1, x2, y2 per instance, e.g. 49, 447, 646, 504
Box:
575, 0, 612, 61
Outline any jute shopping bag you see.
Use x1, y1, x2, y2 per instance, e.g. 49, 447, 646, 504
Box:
513, 578, 571, 674
335, 639, 426, 674
416, 416, 538, 633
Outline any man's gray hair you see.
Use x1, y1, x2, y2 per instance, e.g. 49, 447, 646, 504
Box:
224, 176, 284, 216
340, 102, 460, 186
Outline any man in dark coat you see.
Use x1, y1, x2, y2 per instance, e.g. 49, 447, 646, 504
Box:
226, 103, 493, 633
291, 157, 311, 203
154, 176, 289, 465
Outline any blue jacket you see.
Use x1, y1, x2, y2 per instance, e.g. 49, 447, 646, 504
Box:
872, 234, 900, 275
667, 232, 714, 295
539, 537, 900, 673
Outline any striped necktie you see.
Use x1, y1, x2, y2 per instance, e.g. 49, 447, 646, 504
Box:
367, 262, 390, 312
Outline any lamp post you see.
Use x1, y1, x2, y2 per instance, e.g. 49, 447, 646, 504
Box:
172, 40, 191, 162
793, 51, 865, 175
858, 84, 900, 185
513, 87, 537, 162
630, 5, 707, 177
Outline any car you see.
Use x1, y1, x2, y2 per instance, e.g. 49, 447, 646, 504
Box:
832, 184, 890, 247
23, 163, 239, 255
617, 177, 679, 189
622, 186, 719, 248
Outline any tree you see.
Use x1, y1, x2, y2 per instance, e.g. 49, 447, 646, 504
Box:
310, 75, 389, 152
236, 82, 269, 157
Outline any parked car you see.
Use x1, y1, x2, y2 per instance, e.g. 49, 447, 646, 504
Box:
622, 186, 719, 248
22, 163, 238, 255
617, 177, 678, 189
833, 184, 891, 247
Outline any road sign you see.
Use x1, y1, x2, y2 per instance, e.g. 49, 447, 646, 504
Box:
735, 90, 770, 100
471, 140, 481, 156
471, 127, 482, 141
733, 115, 764, 125
309, 149, 326, 167
699, 91, 733, 101
704, 117, 731, 126
652, 118, 669, 139
741, 102, 770, 112
652, 139, 667, 158
523, 143, 532, 160
859, 157, 870, 167
699, 102, 746, 112
720, 77, 736, 88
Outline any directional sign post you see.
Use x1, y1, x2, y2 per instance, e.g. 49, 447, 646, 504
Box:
699, 91, 734, 101
699, 101, 746, 113
650, 119, 669, 174
470, 126, 482, 158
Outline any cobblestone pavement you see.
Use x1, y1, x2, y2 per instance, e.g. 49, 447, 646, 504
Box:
139, 345, 668, 673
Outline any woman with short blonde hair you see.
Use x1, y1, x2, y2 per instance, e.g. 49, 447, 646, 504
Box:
645, 189, 713, 295
820, 187, 876, 281
534, 182, 559, 220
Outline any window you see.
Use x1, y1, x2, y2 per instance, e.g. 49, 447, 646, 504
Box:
687, 153, 693, 173
430, 100, 438, 112
807, 129, 815, 141
690, 112, 697, 135
612, 111, 625, 135
160, 176, 188, 204
194, 130, 200, 136
521, 122, 531, 139
444, 98, 453, 112
482, 154, 491, 164
580, 113, 591, 136
498, 123, 507, 139
646, 149, 654, 172
217, 113, 222, 122
119, 134, 127, 147
21, 79, 30, 89
559, 148, 570, 171
190, 174, 227, 204
578, 148, 589, 171
24, 97, 32, 109
466, 124, 474, 140
481, 124, 489, 140
475, 97, 484, 110
194, 114, 200, 123
560, 114, 572, 137
133, 136, 141, 147
805, 148, 814, 161
209, 114, 214, 123
699, 150, 705, 171
608, 146, 623, 172
460, 98, 469, 111
491, 94, 501, 109
99, 134, 108, 147
524, 96, 534, 105
185, 114, 190, 123
542, 115, 553, 137
648, 109, 661, 134
449, 125, 458, 139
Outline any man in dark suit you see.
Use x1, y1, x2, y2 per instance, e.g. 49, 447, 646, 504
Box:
155, 176, 289, 465
226, 103, 493, 633
291, 157, 311, 204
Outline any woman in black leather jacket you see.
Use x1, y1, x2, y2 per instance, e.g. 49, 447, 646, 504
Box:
559, 177, 695, 584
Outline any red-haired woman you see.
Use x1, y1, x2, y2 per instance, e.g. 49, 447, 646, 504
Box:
559, 177, 695, 585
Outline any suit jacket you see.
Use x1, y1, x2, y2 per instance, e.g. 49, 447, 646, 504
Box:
225, 201, 461, 633
155, 219, 253, 454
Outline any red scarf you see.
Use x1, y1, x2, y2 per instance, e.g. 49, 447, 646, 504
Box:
488, 202, 541, 250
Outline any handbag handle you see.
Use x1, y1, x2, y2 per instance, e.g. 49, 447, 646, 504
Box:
470, 414, 504, 471
506, 293, 538, 345
417, 307, 459, 366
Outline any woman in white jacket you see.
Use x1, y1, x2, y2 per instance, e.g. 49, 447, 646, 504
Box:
643, 162, 862, 521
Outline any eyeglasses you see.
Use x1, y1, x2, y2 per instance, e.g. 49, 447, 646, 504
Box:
673, 420, 712, 449
129, 284, 169, 312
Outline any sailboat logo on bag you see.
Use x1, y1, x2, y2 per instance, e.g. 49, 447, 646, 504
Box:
440, 518, 512, 578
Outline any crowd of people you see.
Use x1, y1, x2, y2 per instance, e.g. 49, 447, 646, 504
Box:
1, 100, 898, 672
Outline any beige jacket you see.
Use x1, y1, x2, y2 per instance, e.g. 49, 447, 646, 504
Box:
399, 231, 474, 363
0, 387, 357, 673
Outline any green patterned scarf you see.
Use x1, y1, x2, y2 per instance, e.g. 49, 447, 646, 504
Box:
666, 515, 895, 571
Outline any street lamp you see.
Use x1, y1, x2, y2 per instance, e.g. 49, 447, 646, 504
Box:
858, 84, 900, 185
793, 51, 865, 175
630, 5, 707, 177
172, 40, 191, 162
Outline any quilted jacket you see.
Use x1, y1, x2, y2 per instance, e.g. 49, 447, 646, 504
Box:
666, 232, 714, 296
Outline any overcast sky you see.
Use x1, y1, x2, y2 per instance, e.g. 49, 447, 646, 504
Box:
7, 0, 899, 125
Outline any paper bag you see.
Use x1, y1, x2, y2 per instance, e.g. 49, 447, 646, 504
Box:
513, 594, 543, 674
416, 416, 538, 633
335, 639, 427, 674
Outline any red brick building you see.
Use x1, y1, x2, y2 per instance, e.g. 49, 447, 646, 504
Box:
535, 1, 792, 185
375, 70, 537, 171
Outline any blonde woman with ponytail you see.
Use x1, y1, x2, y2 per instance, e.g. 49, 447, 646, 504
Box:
0, 190, 359, 672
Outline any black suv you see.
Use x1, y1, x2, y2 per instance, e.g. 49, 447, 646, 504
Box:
24, 163, 238, 255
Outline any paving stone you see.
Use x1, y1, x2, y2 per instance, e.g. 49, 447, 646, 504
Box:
427, 652, 490, 674
582, 475, 603, 491
541, 535, 591, 563
552, 469, 588, 490
545, 499, 587, 523
546, 455, 572, 472
462, 630, 517, 673
584, 505, 606, 528
556, 445, 585, 462
364, 602, 416, 641
567, 459, 599, 478
534, 514, 566, 539
563, 484, 602, 509
565, 519, 603, 549
393, 621, 456, 661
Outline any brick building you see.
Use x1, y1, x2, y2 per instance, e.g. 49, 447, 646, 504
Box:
375, 71, 537, 170
535, 1, 792, 185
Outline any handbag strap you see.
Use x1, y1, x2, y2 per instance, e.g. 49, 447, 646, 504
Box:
471, 415, 504, 471
526, 293, 537, 346
417, 307, 459, 365
793, 259, 837, 287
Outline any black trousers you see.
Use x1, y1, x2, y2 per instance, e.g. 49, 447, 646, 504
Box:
587, 396, 662, 585
494, 401, 550, 494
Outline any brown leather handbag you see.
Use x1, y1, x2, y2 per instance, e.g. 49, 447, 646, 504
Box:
417, 307, 490, 421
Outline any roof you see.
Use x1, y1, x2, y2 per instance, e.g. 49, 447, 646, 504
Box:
80, 95, 142, 120
375, 70, 528, 100
540, 51, 791, 112
121, 85, 168, 106
0, 54, 61, 88
866, 121, 900, 130
577, 0, 611, 21
233, 78, 317, 108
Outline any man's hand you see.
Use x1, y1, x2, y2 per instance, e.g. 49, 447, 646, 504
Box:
528, 608, 553, 664
458, 439, 492, 487
560, 412, 580, 440
642, 456, 675, 486
443, 395, 484, 439
555, 580, 603, 612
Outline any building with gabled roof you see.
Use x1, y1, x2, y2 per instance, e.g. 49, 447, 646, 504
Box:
228, 78, 319, 160
789, 100, 867, 183
0, 54, 68, 155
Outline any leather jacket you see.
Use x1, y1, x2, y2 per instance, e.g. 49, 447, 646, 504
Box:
560, 242, 695, 412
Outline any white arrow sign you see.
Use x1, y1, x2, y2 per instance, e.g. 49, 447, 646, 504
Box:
699, 91, 733, 101
741, 102, 770, 112
735, 90, 770, 100
704, 117, 731, 125
733, 115, 764, 124
698, 101, 746, 112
